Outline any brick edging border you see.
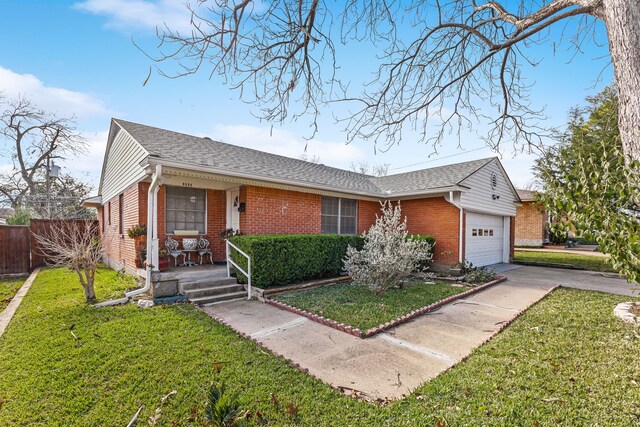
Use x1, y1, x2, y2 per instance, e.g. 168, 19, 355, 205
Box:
265, 276, 508, 338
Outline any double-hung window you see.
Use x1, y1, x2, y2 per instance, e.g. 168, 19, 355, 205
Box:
321, 196, 357, 235
165, 186, 206, 234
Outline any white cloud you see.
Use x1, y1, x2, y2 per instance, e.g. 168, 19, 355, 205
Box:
0, 66, 109, 119
58, 131, 109, 191
212, 124, 367, 169
75, 0, 200, 33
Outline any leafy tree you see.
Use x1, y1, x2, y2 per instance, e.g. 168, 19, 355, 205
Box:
0, 96, 92, 219
5, 207, 33, 225
151, 1, 640, 161
343, 201, 432, 294
535, 86, 640, 283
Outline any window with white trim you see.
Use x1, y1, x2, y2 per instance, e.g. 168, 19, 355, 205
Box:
165, 186, 206, 234
321, 196, 358, 235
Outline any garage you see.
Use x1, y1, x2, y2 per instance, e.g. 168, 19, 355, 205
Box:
465, 212, 505, 267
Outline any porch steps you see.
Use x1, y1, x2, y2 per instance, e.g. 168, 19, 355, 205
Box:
182, 277, 247, 306
189, 291, 248, 306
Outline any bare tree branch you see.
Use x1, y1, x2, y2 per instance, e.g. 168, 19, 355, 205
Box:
33, 220, 102, 303
0, 96, 91, 217
145, 0, 640, 160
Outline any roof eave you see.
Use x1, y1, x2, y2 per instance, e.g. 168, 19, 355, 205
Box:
82, 195, 102, 208
142, 157, 384, 198
381, 186, 468, 199
141, 157, 469, 199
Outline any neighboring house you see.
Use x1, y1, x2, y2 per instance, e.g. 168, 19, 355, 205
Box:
85, 119, 521, 277
514, 189, 548, 247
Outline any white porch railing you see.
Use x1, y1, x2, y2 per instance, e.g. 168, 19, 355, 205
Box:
225, 239, 251, 300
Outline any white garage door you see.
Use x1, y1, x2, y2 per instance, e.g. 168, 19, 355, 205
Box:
466, 212, 504, 267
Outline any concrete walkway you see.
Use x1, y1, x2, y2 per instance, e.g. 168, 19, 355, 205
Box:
203, 277, 557, 400
0, 268, 40, 338
504, 265, 636, 296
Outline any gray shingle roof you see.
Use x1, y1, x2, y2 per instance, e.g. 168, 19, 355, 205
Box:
371, 158, 493, 194
114, 119, 495, 197
516, 189, 538, 201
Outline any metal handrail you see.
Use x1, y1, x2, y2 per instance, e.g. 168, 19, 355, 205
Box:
225, 239, 251, 300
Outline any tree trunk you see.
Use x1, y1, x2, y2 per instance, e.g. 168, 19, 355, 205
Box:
84, 284, 96, 303
601, 0, 640, 162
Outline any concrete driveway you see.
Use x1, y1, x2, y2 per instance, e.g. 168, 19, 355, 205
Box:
504, 265, 637, 296
203, 266, 635, 400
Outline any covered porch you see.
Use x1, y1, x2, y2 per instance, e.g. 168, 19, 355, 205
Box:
142, 164, 244, 277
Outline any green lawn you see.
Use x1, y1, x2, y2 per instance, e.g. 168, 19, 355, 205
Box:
514, 250, 616, 272
1, 268, 639, 425
272, 280, 469, 331
0, 276, 27, 313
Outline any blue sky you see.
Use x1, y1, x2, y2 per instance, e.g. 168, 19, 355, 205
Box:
0, 0, 613, 191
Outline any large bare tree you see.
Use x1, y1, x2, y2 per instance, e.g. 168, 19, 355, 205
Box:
0, 96, 90, 217
150, 0, 639, 159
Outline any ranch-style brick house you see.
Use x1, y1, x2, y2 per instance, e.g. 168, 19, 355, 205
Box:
86, 119, 521, 285
514, 189, 549, 247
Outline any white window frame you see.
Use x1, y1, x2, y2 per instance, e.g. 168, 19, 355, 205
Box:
321, 196, 358, 235
165, 185, 208, 235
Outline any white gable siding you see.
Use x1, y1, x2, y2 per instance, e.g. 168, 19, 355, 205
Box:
459, 159, 517, 217
101, 128, 148, 203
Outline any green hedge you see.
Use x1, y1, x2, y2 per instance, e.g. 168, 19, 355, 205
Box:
409, 234, 436, 250
409, 234, 436, 270
229, 234, 365, 288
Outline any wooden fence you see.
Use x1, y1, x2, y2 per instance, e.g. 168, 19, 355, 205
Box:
0, 225, 31, 274
0, 219, 98, 275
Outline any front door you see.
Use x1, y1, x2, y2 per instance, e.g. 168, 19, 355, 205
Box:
228, 188, 240, 231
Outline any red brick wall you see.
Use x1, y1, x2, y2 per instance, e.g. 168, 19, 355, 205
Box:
515, 201, 546, 246
399, 197, 460, 266
240, 186, 322, 234
100, 182, 144, 274
510, 216, 516, 260
357, 200, 380, 234
206, 190, 227, 261
101, 182, 466, 270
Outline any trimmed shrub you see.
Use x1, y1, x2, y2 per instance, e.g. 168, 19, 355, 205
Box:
409, 234, 436, 269
229, 234, 364, 287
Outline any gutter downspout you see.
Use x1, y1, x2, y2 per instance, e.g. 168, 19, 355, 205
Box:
126, 164, 162, 298
447, 191, 464, 264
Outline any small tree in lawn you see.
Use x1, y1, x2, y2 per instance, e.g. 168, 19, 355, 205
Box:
33, 220, 102, 303
344, 201, 433, 294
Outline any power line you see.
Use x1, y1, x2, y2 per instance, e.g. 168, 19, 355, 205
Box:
388, 147, 487, 172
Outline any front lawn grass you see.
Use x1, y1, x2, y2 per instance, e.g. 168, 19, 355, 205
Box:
272, 280, 469, 331
514, 250, 615, 272
0, 276, 27, 313
1, 267, 639, 425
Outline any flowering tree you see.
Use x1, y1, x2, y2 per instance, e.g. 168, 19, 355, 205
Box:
343, 201, 432, 294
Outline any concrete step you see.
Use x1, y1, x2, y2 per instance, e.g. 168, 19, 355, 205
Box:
201, 297, 247, 307
189, 291, 248, 306
184, 284, 245, 299
181, 277, 238, 291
